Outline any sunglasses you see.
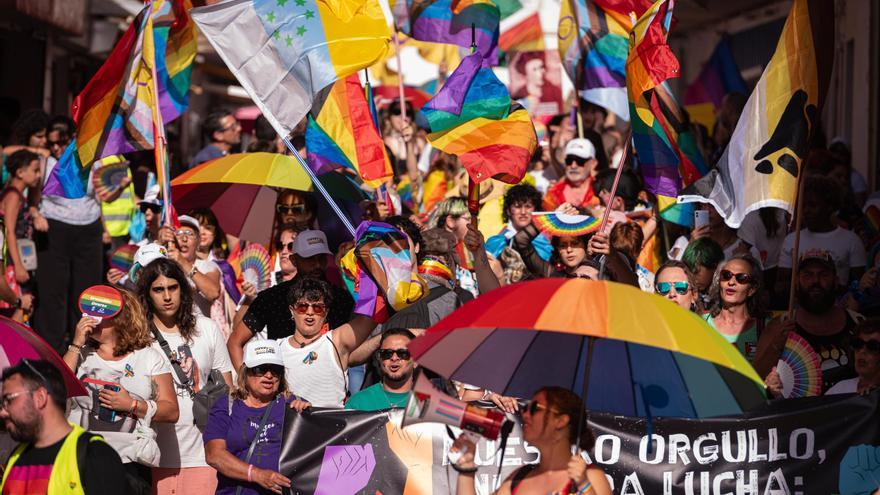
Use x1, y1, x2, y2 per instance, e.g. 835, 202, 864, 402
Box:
0, 391, 29, 410
277, 204, 307, 215
377, 348, 411, 360
720, 270, 753, 285
175, 229, 197, 239
565, 155, 590, 167
294, 302, 326, 315
525, 400, 559, 416
140, 204, 161, 214
851, 339, 880, 353
248, 364, 284, 376
656, 281, 690, 296
276, 241, 295, 252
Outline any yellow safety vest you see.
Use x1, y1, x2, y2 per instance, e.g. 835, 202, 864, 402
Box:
0, 424, 104, 495
102, 178, 136, 237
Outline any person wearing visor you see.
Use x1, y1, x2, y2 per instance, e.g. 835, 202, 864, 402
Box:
204, 340, 309, 495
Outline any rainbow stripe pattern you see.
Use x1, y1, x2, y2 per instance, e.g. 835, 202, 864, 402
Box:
305, 75, 392, 187
531, 212, 600, 237
499, 13, 544, 53
78, 285, 124, 319
777, 333, 822, 398
110, 244, 139, 273
683, 38, 748, 135
396, 0, 500, 63
239, 243, 272, 292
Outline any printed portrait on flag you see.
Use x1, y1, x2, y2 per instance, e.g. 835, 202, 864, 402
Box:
508, 50, 563, 117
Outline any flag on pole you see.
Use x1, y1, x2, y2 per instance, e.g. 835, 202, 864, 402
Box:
153, 0, 198, 124
417, 51, 535, 184
557, 0, 652, 120
394, 0, 500, 63
499, 12, 544, 53
191, 0, 392, 137
305, 75, 392, 186
683, 37, 747, 134
678, 0, 834, 228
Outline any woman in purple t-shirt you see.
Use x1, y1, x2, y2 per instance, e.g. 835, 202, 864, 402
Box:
204, 340, 310, 495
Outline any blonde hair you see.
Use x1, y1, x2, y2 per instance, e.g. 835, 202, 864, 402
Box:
111, 289, 153, 357
231, 363, 290, 401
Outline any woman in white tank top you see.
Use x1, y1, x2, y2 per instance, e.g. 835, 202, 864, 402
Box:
277, 278, 378, 407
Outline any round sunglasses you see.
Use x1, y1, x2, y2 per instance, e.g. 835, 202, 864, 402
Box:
294, 302, 326, 315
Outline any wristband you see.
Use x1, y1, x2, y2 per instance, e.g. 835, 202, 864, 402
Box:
451, 462, 477, 474
129, 399, 139, 416
577, 481, 593, 494
247, 464, 254, 482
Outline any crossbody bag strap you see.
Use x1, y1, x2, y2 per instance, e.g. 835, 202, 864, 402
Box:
235, 399, 276, 495
150, 323, 195, 396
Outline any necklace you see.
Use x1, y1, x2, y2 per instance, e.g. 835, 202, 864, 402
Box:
292, 333, 319, 348
380, 384, 409, 409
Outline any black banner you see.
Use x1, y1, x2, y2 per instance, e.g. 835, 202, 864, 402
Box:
280, 393, 880, 494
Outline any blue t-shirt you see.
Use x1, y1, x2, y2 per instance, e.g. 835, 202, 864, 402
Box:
203, 394, 290, 495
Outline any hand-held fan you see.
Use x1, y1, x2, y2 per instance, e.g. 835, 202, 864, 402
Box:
239, 243, 271, 293
776, 332, 823, 398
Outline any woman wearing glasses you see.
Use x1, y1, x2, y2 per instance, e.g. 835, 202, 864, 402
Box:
204, 340, 310, 495
654, 260, 700, 312
452, 387, 611, 495
277, 277, 378, 407
703, 254, 768, 362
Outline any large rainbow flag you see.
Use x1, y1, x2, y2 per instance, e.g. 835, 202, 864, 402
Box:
418, 51, 535, 184
191, 0, 392, 138
395, 0, 500, 63
499, 12, 544, 53
557, 0, 652, 120
683, 38, 748, 135
679, 0, 834, 228
305, 75, 392, 187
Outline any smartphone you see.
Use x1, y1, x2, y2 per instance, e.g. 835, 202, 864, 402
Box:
82, 378, 121, 423
694, 210, 710, 229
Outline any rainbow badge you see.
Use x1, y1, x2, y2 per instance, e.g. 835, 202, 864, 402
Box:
776, 332, 823, 398
78, 285, 124, 320
110, 244, 139, 273
531, 212, 601, 237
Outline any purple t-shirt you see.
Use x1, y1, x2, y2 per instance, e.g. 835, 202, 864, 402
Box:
203, 394, 290, 495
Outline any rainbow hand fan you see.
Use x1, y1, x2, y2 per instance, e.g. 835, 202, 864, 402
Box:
239, 243, 271, 292
110, 244, 139, 273
531, 212, 601, 237
776, 332, 823, 398
91, 160, 130, 197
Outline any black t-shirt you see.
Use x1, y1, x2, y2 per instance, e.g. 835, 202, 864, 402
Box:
3, 432, 129, 494
242, 278, 354, 340
796, 311, 860, 393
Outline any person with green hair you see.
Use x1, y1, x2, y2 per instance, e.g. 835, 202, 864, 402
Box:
681, 237, 725, 310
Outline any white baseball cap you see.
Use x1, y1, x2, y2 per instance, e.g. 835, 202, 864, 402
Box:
243, 340, 284, 368
177, 215, 201, 232
139, 185, 162, 207
129, 243, 169, 283
564, 138, 596, 160
293, 230, 331, 258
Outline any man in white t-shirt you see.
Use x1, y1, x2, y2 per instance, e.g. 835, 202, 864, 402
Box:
777, 176, 866, 292
171, 215, 222, 317
826, 319, 880, 395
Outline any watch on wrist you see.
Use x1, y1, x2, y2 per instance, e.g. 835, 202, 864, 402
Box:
14, 297, 22, 308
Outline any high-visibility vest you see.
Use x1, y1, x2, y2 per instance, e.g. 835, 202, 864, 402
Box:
102, 176, 136, 237
0, 424, 105, 495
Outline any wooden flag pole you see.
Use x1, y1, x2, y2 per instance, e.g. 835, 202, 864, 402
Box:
393, 27, 408, 162
146, 3, 172, 227
786, 172, 808, 319
597, 129, 633, 234
468, 22, 480, 229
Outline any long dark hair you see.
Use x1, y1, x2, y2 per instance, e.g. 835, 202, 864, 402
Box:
537, 386, 595, 452
136, 258, 198, 343
708, 254, 766, 319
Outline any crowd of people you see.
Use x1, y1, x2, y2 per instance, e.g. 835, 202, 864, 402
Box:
0, 90, 878, 495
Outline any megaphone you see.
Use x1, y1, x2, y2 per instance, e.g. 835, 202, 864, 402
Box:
402, 373, 509, 440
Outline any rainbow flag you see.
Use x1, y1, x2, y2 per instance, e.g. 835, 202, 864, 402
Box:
396, 0, 500, 63
679, 0, 834, 228
532, 212, 600, 237
305, 75, 392, 187
683, 38, 747, 135
419, 51, 535, 184
557, 0, 652, 120
499, 12, 544, 53
192, 0, 392, 138
153, 0, 197, 125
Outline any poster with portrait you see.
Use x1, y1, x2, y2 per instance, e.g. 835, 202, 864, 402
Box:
508, 50, 563, 118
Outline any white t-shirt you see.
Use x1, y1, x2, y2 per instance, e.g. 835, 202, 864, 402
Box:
151, 316, 233, 468
68, 345, 171, 463
192, 258, 221, 316
825, 377, 858, 395
778, 227, 867, 284
277, 332, 347, 407
737, 209, 788, 269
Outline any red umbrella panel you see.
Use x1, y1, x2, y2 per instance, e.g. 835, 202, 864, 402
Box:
0, 317, 87, 397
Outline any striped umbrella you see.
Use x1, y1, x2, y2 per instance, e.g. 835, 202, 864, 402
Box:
0, 317, 87, 397
409, 279, 766, 418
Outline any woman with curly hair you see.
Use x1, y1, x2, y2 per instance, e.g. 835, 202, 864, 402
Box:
703, 254, 768, 363
135, 258, 234, 495
63, 286, 179, 492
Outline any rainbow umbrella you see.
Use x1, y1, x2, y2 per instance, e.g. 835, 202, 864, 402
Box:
0, 317, 87, 397
171, 153, 366, 244
409, 279, 766, 418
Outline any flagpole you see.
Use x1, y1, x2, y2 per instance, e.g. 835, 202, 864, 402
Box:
595, 130, 631, 281
786, 173, 807, 319
146, 1, 171, 226
467, 22, 480, 229
393, 27, 408, 162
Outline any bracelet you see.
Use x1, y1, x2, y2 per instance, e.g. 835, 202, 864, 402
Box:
577, 481, 593, 494
450, 462, 477, 474
129, 399, 139, 416
247, 464, 254, 482
67, 344, 82, 353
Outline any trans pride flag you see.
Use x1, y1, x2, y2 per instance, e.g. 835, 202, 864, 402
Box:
305, 75, 392, 187
394, 0, 500, 63
418, 52, 535, 184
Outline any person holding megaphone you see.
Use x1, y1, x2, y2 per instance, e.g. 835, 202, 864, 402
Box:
450, 387, 611, 495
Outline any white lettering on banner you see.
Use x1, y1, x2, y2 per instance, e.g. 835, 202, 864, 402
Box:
789, 429, 814, 460
737, 469, 760, 495
748, 430, 769, 462
595, 434, 620, 464
768, 428, 788, 461
639, 435, 665, 464
669, 434, 692, 465
713, 471, 734, 494
721, 430, 748, 463
620, 473, 646, 495
763, 469, 791, 495
693, 433, 719, 464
